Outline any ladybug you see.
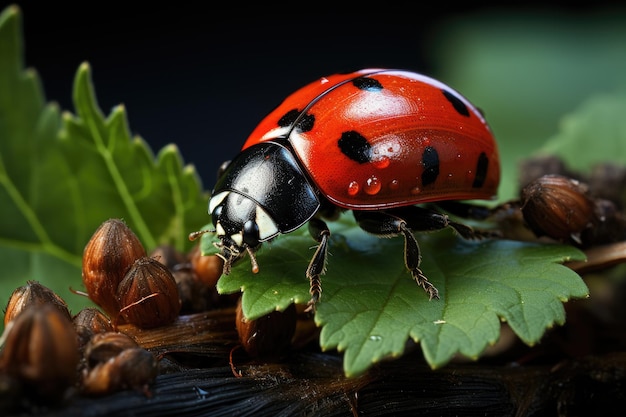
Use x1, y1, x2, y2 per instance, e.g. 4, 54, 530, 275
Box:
193, 69, 500, 308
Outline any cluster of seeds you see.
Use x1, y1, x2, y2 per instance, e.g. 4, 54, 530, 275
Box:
0, 280, 158, 408
0, 219, 301, 412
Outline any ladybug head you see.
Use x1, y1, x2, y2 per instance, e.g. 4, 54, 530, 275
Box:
196, 141, 321, 276
208, 190, 279, 275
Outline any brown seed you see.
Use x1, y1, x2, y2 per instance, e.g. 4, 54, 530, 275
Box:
587, 162, 626, 207
586, 198, 626, 245
189, 244, 224, 289
521, 175, 596, 245
0, 304, 79, 404
84, 332, 139, 367
235, 298, 297, 358
73, 308, 114, 353
81, 348, 158, 396
150, 244, 187, 270
117, 257, 181, 329
173, 268, 215, 313
0, 372, 23, 413
73, 308, 113, 334
82, 219, 147, 320
3, 280, 71, 327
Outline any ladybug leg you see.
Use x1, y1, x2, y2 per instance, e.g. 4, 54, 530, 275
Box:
353, 210, 440, 300
306, 217, 331, 309
432, 201, 503, 239
399, 222, 440, 299
434, 200, 493, 220
395, 205, 497, 240
355, 206, 482, 238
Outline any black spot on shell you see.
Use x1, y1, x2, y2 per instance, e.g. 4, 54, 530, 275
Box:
353, 77, 384, 92
295, 113, 315, 133
421, 146, 440, 186
472, 152, 489, 188
442, 90, 470, 117
278, 109, 300, 128
278, 109, 315, 133
337, 131, 373, 164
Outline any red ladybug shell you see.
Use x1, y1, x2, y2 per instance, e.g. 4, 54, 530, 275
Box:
243, 69, 500, 209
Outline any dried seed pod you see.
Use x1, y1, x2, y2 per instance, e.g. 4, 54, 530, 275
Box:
189, 244, 223, 289
73, 308, 114, 353
151, 245, 212, 313
151, 244, 187, 270
84, 332, 139, 367
173, 268, 215, 314
117, 257, 181, 329
73, 308, 113, 335
81, 348, 158, 396
0, 372, 23, 414
586, 198, 626, 245
587, 162, 626, 208
520, 174, 596, 246
0, 304, 80, 404
4, 280, 71, 327
82, 219, 147, 320
235, 298, 297, 358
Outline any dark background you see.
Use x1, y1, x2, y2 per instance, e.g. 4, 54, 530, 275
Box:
13, 2, 605, 190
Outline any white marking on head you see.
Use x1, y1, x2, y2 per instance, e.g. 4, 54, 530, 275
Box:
231, 232, 243, 247
216, 222, 226, 237
256, 205, 279, 241
209, 191, 229, 215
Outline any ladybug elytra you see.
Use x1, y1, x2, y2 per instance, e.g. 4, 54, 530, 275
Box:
192, 69, 500, 309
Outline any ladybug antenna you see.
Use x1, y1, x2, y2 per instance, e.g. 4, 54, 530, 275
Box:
246, 247, 260, 274
188, 229, 215, 241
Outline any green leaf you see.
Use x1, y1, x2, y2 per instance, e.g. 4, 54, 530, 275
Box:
539, 93, 626, 170
217, 214, 588, 377
0, 6, 209, 322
